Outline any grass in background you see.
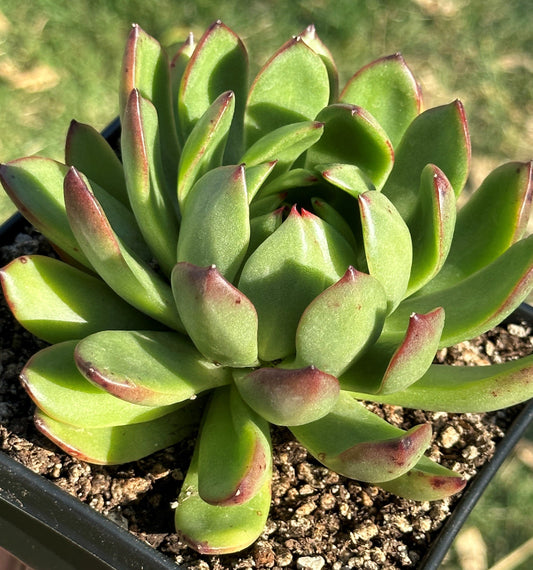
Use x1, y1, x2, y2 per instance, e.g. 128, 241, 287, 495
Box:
0, 0, 532, 566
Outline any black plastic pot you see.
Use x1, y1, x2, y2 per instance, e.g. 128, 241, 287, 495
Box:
1, 119, 532, 568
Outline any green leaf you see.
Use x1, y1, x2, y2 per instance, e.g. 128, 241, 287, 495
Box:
198, 387, 271, 505
177, 164, 250, 282
171, 263, 259, 367
0, 158, 151, 268
348, 352, 533, 412
385, 235, 533, 347
317, 163, 375, 198
174, 438, 271, 555
22, 342, 179, 428
377, 456, 466, 501
295, 267, 387, 376
233, 365, 339, 426
177, 91, 235, 209
75, 330, 232, 407
64, 168, 184, 331
244, 161, 278, 202
178, 21, 248, 162
291, 392, 432, 482
382, 101, 471, 225
121, 89, 180, 275
340, 308, 445, 395
340, 53, 422, 148
247, 207, 285, 259
245, 36, 329, 147
34, 404, 201, 465
170, 32, 196, 146
358, 191, 412, 312
257, 168, 319, 200
299, 24, 339, 102
0, 255, 160, 343
305, 104, 394, 190
406, 164, 456, 296
238, 206, 357, 361
120, 24, 179, 187
240, 121, 324, 176
419, 161, 533, 294
65, 120, 129, 207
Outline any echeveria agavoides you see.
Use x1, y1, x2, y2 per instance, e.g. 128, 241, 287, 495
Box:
1, 21, 532, 555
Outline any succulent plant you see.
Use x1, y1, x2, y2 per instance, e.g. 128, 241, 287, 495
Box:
1, 20, 533, 555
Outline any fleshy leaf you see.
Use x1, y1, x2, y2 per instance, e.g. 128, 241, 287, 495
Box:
240, 121, 324, 176
311, 197, 357, 251
178, 21, 248, 162
174, 440, 271, 555
419, 161, 533, 294
349, 352, 533, 413
0, 255, 159, 343
177, 164, 249, 282
239, 206, 357, 361
358, 190, 412, 312
244, 161, 278, 203
245, 36, 329, 147
291, 392, 432, 482
340, 308, 445, 395
406, 164, 456, 295
34, 404, 201, 465
318, 163, 375, 198
305, 104, 394, 190
75, 330, 232, 407
377, 456, 466, 501
385, 235, 533, 347
340, 53, 422, 148
120, 24, 179, 186
382, 101, 471, 225
295, 267, 387, 376
21, 342, 179, 428
257, 168, 319, 199
247, 207, 285, 259
299, 24, 339, 102
178, 91, 235, 209
171, 263, 259, 367
233, 365, 339, 426
170, 32, 196, 144
121, 89, 180, 274
198, 387, 271, 505
65, 120, 129, 206
64, 168, 183, 331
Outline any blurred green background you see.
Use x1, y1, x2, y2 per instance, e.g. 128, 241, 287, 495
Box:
0, 0, 532, 567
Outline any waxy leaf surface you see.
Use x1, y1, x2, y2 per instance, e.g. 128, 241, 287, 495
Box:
306, 104, 394, 190
233, 365, 339, 426
75, 330, 232, 407
170, 33, 196, 142
178, 21, 248, 161
295, 267, 387, 376
239, 206, 357, 361
406, 164, 456, 295
340, 308, 445, 395
178, 91, 235, 208
175, 443, 271, 555
350, 353, 533, 412
198, 387, 271, 505
21, 342, 179, 428
382, 101, 471, 225
35, 404, 201, 465
318, 163, 375, 198
64, 168, 183, 331
177, 164, 250, 282
65, 120, 129, 206
291, 392, 431, 482
358, 191, 412, 312
419, 161, 533, 294
122, 89, 180, 274
386, 235, 533, 347
245, 37, 329, 146
340, 53, 422, 148
172, 263, 258, 367
311, 198, 357, 251
0, 255, 159, 343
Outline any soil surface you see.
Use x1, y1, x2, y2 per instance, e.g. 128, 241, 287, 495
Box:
1, 224, 531, 570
